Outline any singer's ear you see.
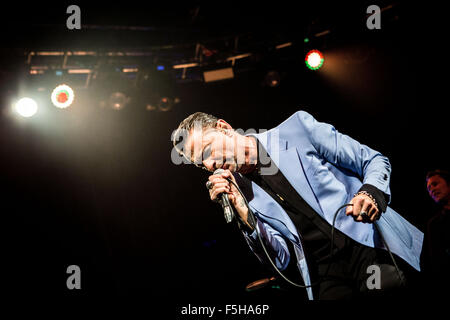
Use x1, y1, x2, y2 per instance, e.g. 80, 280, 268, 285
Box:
216, 119, 233, 131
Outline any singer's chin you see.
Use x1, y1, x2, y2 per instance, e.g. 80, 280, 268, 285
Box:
223, 162, 238, 172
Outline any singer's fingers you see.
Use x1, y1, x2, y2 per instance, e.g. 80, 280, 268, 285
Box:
227, 193, 235, 205
352, 197, 364, 222
220, 169, 231, 177
345, 201, 354, 215
210, 182, 229, 190
352, 197, 362, 215
208, 176, 229, 185
220, 170, 236, 182
369, 206, 379, 222
358, 199, 372, 223
208, 170, 235, 186
208, 175, 223, 182
210, 185, 230, 201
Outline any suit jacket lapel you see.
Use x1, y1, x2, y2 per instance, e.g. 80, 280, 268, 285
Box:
250, 131, 324, 218
278, 147, 324, 217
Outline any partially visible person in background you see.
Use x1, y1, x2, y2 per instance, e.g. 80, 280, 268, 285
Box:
423, 170, 450, 288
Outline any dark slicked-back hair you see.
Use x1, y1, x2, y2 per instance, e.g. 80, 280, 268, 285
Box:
426, 169, 450, 184
172, 112, 218, 158
176, 112, 218, 133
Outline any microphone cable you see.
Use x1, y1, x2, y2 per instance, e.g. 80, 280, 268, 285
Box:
225, 177, 406, 289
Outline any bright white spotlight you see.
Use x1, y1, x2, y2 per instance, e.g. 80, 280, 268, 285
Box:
51, 84, 75, 109
14, 97, 38, 117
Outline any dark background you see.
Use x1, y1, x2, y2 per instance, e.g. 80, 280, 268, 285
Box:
0, 0, 447, 311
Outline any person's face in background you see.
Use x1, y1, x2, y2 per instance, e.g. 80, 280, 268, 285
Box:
427, 175, 450, 204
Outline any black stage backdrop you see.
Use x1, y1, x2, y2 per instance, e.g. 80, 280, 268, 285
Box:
0, 0, 447, 312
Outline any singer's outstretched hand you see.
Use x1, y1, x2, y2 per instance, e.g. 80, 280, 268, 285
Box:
207, 169, 253, 230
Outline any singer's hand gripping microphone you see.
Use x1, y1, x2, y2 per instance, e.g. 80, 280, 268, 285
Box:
213, 169, 235, 223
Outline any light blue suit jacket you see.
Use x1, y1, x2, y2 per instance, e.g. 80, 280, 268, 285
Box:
237, 111, 423, 300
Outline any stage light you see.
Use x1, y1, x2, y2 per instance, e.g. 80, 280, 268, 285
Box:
305, 49, 324, 70
158, 97, 171, 111
109, 92, 129, 110
203, 67, 234, 82
156, 97, 179, 112
14, 97, 38, 117
264, 71, 280, 87
146, 103, 156, 111
51, 84, 74, 108
122, 67, 139, 73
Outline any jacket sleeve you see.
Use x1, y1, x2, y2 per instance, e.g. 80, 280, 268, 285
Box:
241, 218, 291, 271
296, 111, 392, 203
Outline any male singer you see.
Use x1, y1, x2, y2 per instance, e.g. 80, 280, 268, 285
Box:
171, 110, 423, 300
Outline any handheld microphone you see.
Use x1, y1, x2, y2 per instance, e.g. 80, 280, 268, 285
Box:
213, 169, 235, 223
